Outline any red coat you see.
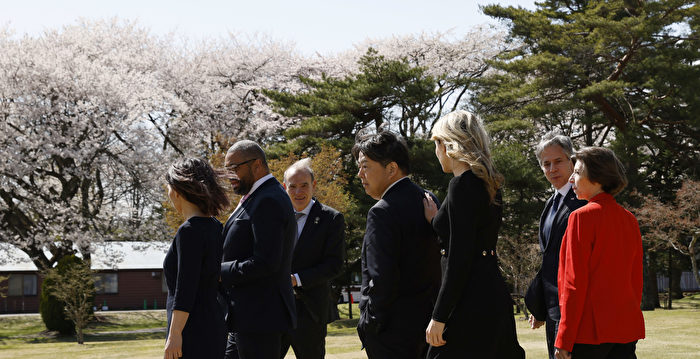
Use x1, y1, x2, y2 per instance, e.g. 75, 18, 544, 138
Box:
555, 192, 645, 352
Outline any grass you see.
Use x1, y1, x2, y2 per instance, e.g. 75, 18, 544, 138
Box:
0, 296, 698, 358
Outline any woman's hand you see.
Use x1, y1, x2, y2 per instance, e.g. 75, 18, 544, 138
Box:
164, 332, 183, 359
164, 309, 188, 359
554, 347, 571, 359
529, 314, 545, 329
425, 319, 446, 347
423, 192, 438, 223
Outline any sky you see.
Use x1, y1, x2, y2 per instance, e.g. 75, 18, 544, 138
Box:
0, 0, 536, 55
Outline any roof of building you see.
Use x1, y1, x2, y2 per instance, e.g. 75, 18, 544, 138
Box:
0, 241, 170, 271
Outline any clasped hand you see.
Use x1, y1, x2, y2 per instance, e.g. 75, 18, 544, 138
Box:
425, 319, 446, 347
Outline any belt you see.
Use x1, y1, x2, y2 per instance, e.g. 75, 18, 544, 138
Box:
439, 249, 496, 257
481, 249, 496, 257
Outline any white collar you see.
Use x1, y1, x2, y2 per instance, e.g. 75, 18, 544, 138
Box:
246, 173, 274, 197
381, 176, 409, 199
298, 198, 315, 215
555, 182, 572, 198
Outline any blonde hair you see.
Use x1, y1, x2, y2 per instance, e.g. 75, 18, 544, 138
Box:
431, 110, 503, 203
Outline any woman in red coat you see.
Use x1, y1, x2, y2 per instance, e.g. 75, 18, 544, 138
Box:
555, 147, 645, 359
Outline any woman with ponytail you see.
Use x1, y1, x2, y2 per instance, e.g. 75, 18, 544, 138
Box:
422, 110, 524, 358
163, 158, 229, 359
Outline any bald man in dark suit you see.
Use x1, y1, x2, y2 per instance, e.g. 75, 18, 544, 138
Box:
280, 158, 345, 359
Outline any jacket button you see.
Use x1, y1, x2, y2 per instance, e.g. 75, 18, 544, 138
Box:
482, 250, 487, 256
440, 249, 446, 255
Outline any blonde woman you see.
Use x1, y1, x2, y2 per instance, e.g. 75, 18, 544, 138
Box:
423, 110, 524, 358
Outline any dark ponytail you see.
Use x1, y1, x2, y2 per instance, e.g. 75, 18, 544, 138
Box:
165, 158, 230, 216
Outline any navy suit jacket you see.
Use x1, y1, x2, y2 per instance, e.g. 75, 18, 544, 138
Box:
359, 178, 441, 334
526, 187, 586, 321
292, 200, 345, 324
220, 177, 297, 333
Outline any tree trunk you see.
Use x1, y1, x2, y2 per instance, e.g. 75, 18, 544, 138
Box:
671, 262, 684, 300
347, 285, 353, 320
666, 247, 673, 309
689, 235, 700, 290
77, 326, 84, 345
641, 249, 658, 311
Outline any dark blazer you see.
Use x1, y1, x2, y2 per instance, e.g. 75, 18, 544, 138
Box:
358, 178, 441, 341
556, 193, 644, 352
292, 200, 345, 324
427, 171, 524, 358
164, 217, 226, 358
526, 187, 586, 321
220, 177, 297, 333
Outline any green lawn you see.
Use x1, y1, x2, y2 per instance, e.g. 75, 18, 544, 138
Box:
1, 296, 698, 359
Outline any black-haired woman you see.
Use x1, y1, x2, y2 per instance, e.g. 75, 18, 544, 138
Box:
163, 158, 229, 359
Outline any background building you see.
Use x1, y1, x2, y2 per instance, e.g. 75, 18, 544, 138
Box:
0, 242, 169, 313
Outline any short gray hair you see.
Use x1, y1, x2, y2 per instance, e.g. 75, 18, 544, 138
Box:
283, 158, 314, 183
535, 131, 574, 165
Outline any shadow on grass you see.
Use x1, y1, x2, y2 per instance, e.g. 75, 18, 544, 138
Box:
327, 318, 359, 337
657, 292, 700, 310
0, 330, 165, 345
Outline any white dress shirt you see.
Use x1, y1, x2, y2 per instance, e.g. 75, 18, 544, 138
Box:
293, 199, 315, 287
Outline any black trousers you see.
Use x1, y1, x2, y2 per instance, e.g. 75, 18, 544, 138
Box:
224, 331, 282, 359
280, 300, 327, 359
545, 315, 560, 359
572, 341, 638, 359
356, 314, 427, 359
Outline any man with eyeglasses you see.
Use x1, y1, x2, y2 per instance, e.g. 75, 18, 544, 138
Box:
220, 140, 297, 359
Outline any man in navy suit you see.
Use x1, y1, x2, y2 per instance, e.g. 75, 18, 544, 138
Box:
352, 130, 441, 359
280, 158, 345, 359
525, 132, 587, 359
221, 140, 297, 359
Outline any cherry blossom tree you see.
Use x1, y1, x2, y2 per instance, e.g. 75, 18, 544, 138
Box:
0, 20, 177, 270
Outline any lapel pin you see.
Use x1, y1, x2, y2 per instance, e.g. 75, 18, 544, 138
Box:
314, 217, 320, 224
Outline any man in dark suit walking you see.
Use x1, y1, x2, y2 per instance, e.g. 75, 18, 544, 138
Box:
221, 140, 297, 359
525, 132, 587, 359
352, 130, 441, 359
280, 158, 345, 359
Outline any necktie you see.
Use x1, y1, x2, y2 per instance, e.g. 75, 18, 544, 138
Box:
230, 194, 249, 217
542, 193, 561, 246
294, 212, 306, 245
550, 193, 561, 215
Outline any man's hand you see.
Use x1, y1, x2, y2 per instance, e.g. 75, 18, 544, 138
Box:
291, 274, 297, 287
529, 314, 545, 329
425, 319, 447, 347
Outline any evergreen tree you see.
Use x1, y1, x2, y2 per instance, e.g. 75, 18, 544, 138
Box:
263, 49, 453, 284
476, 0, 699, 310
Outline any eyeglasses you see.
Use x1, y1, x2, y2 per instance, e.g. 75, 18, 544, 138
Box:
225, 158, 257, 172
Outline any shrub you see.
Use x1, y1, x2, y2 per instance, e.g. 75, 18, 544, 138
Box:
39, 255, 85, 334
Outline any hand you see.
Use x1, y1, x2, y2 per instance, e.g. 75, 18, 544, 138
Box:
529, 314, 545, 329
554, 347, 571, 359
425, 319, 446, 347
423, 192, 438, 223
164, 332, 183, 359
291, 274, 297, 287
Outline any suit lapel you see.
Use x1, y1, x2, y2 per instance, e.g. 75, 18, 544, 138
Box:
294, 201, 322, 256
543, 187, 578, 252
223, 177, 278, 235
223, 202, 246, 234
